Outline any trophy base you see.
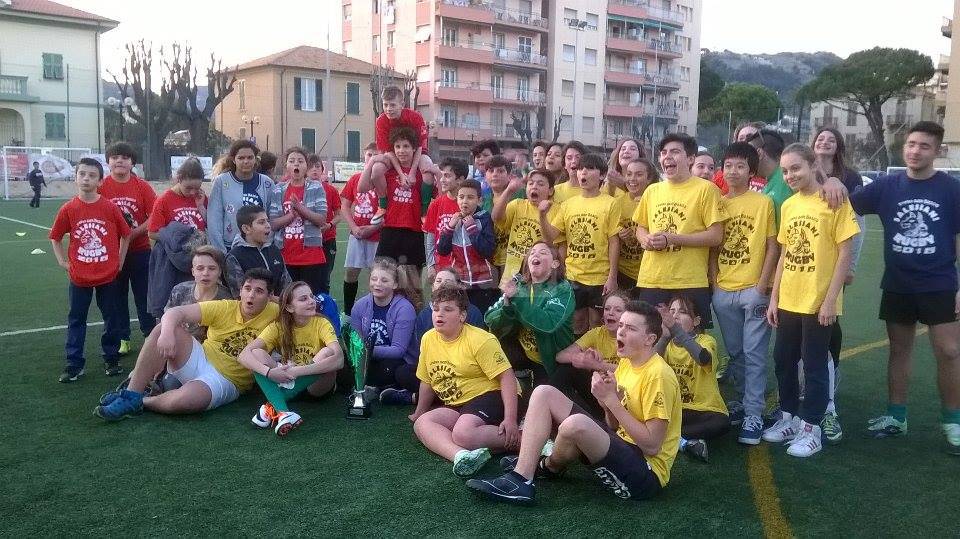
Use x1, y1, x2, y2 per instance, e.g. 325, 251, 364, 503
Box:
346, 404, 372, 420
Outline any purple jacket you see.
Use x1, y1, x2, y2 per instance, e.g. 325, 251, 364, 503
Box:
350, 293, 417, 365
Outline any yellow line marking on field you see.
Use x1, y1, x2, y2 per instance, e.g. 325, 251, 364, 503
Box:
839, 326, 928, 361
747, 446, 793, 539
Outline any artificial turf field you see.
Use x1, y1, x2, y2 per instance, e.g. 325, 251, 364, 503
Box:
1, 198, 958, 538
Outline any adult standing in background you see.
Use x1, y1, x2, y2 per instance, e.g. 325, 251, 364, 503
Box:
27, 161, 46, 208
208, 140, 276, 252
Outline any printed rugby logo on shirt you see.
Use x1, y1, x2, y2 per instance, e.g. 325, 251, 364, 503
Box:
506, 218, 540, 259
719, 215, 755, 266
354, 192, 377, 219
784, 216, 818, 272
74, 219, 109, 263
567, 214, 601, 259
292, 344, 315, 365
428, 361, 463, 403
111, 197, 141, 227
618, 217, 643, 259
172, 207, 204, 229
283, 200, 305, 240
393, 184, 413, 204
220, 329, 259, 358
892, 199, 939, 255
652, 203, 685, 252
242, 192, 264, 208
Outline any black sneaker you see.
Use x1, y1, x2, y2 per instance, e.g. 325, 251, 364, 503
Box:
105, 363, 124, 377
500, 455, 564, 479
58, 368, 84, 383
684, 439, 710, 463
466, 471, 536, 505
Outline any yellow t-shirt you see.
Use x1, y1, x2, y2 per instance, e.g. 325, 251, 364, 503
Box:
549, 193, 621, 286
501, 198, 559, 285
553, 180, 582, 205
614, 190, 644, 280
716, 191, 777, 292
614, 354, 681, 487
199, 300, 281, 393
633, 178, 728, 288
417, 324, 515, 406
518, 325, 541, 364
257, 316, 338, 366
662, 333, 727, 414
576, 326, 619, 365
777, 193, 860, 315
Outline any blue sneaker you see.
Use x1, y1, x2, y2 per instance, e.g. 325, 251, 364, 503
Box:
94, 389, 144, 421
738, 415, 763, 445
727, 400, 745, 426
466, 471, 536, 505
379, 388, 415, 405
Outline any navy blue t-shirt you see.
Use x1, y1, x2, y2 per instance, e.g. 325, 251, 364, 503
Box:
233, 172, 264, 208
850, 170, 960, 293
370, 302, 390, 346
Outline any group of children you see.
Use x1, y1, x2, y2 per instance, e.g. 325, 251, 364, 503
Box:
51, 85, 960, 505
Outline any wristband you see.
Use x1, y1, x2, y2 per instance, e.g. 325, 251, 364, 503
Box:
265, 367, 271, 378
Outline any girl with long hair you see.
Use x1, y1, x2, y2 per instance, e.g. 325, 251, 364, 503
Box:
605, 137, 644, 195
208, 139, 276, 252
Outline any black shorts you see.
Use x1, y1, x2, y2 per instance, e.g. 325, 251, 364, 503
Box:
637, 286, 713, 329
591, 431, 663, 500
571, 281, 605, 310
451, 390, 504, 426
879, 290, 958, 326
617, 272, 639, 294
376, 227, 426, 268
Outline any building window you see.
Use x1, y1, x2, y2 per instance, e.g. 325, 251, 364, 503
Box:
388, 31, 395, 48
347, 130, 362, 161
443, 27, 458, 46
343, 4, 351, 20
678, 124, 688, 133
585, 48, 597, 66
847, 101, 858, 126
560, 114, 572, 131
585, 13, 599, 29
563, 44, 575, 62
562, 79, 574, 97
416, 24, 431, 43
294, 77, 322, 112
45, 112, 66, 139
584, 82, 596, 100
609, 119, 623, 135
679, 96, 690, 111
42, 53, 64, 80
518, 36, 532, 56
845, 133, 857, 149
563, 7, 576, 24
373, 35, 380, 52
238, 80, 246, 111
440, 106, 457, 127
680, 66, 691, 82
346, 82, 360, 114
372, 0, 379, 13
583, 116, 594, 134
301, 128, 316, 152
441, 67, 457, 87
491, 109, 504, 135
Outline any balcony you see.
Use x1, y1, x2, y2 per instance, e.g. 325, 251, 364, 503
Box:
814, 117, 839, 130
943, 17, 953, 38
886, 114, 913, 127
0, 75, 37, 103
432, 118, 496, 142
608, 0, 685, 27
434, 81, 493, 103
490, 4, 548, 31
437, 0, 495, 24
437, 39, 494, 63
603, 99, 641, 118
493, 46, 547, 70
606, 31, 683, 58
605, 66, 680, 89
492, 86, 545, 106
939, 54, 950, 73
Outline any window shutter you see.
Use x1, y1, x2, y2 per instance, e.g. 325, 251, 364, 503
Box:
316, 79, 323, 111
294, 77, 302, 110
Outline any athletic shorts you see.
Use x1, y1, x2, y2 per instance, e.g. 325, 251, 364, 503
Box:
170, 338, 240, 410
571, 281, 605, 310
345, 235, 378, 269
617, 272, 639, 294
376, 227, 426, 268
637, 286, 713, 329
879, 290, 958, 326
450, 390, 504, 426
590, 431, 663, 500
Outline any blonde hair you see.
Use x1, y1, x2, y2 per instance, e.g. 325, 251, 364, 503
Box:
371, 258, 423, 311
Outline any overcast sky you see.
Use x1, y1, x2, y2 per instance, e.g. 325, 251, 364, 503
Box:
59, 0, 955, 76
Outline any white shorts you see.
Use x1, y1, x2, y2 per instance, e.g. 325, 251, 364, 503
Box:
170, 338, 240, 410
345, 235, 379, 269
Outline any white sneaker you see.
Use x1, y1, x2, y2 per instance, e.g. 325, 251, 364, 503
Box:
762, 413, 799, 443
786, 420, 823, 457
251, 403, 277, 429
274, 411, 303, 437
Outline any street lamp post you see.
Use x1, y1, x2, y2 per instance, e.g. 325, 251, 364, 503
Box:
106, 96, 135, 141
241, 114, 261, 143
568, 18, 587, 140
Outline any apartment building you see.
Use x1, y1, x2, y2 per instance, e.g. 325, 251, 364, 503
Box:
939, 1, 960, 167
0, 0, 117, 151
342, 0, 701, 156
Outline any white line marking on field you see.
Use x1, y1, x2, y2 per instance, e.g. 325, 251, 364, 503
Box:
0, 215, 51, 230
0, 318, 138, 337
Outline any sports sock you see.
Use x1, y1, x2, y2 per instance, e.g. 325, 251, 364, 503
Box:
343, 280, 359, 313
941, 407, 960, 424
887, 403, 907, 422
508, 469, 533, 485
254, 372, 290, 412
679, 436, 689, 450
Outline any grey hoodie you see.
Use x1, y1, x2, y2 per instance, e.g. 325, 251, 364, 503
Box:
207, 172, 276, 252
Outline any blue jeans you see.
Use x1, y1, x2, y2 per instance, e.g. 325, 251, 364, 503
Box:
712, 286, 771, 417
774, 310, 831, 424
66, 280, 124, 371
116, 249, 155, 339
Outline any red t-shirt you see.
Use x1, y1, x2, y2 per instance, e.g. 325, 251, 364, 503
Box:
340, 173, 381, 242
99, 174, 157, 253
376, 109, 429, 153
280, 184, 326, 266
712, 170, 767, 195
423, 195, 460, 269
383, 166, 424, 231
321, 181, 341, 242
148, 189, 207, 233
49, 196, 132, 287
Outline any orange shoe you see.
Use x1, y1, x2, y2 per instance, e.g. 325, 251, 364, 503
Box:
252, 403, 279, 429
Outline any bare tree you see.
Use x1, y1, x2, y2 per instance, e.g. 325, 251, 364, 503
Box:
167, 44, 237, 155
551, 106, 564, 143
510, 111, 533, 150
369, 67, 420, 117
